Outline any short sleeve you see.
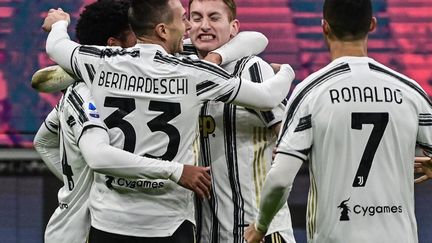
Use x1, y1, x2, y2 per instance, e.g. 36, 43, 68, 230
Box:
63, 84, 107, 144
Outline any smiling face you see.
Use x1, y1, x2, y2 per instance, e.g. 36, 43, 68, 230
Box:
164, 0, 191, 54
188, 0, 239, 58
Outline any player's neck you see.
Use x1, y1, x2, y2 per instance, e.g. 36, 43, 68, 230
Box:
136, 36, 171, 54
197, 49, 209, 60
329, 38, 368, 60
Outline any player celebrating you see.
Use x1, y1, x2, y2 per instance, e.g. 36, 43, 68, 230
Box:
187, 0, 295, 242
41, 0, 295, 242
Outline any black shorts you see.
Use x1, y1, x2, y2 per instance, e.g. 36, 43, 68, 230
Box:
88, 220, 195, 243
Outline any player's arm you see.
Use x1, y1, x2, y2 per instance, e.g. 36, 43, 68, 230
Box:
231, 64, 295, 110
206, 31, 268, 65
78, 127, 211, 199
31, 65, 76, 93
244, 153, 302, 243
33, 109, 63, 180
182, 31, 268, 65
43, 9, 80, 74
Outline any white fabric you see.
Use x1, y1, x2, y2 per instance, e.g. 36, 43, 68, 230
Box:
212, 31, 268, 66
34, 110, 63, 180
43, 82, 103, 243
79, 128, 183, 182
198, 56, 295, 243
255, 153, 302, 233
273, 56, 432, 243
46, 21, 294, 237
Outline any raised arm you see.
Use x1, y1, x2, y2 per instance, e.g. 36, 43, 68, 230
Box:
43, 9, 79, 74
210, 31, 268, 65
231, 64, 295, 110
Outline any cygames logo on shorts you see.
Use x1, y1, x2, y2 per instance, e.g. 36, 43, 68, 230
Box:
338, 197, 403, 221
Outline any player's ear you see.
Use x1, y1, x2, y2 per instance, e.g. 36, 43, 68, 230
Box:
322, 19, 331, 36
229, 19, 240, 38
369, 17, 377, 33
155, 23, 168, 41
107, 37, 120, 46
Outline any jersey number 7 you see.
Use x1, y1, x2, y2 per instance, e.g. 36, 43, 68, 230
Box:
351, 112, 389, 187
104, 96, 181, 161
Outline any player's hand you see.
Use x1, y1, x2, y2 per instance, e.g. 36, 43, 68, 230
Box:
204, 52, 222, 65
244, 223, 265, 243
414, 156, 432, 183
42, 8, 70, 32
178, 165, 211, 199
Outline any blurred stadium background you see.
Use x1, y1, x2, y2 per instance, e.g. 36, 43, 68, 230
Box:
0, 0, 431, 242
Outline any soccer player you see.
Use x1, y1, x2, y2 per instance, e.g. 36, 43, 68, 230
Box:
41, 0, 295, 242
33, 1, 212, 243
187, 0, 295, 242
244, 0, 432, 242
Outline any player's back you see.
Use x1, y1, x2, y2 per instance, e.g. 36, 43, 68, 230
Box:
72, 43, 241, 237
289, 56, 423, 243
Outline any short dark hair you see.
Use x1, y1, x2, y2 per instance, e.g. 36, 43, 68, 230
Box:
75, 0, 131, 45
323, 0, 372, 41
188, 0, 237, 21
128, 0, 173, 37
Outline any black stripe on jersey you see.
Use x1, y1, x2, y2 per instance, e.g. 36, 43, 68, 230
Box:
78, 46, 103, 57
248, 62, 276, 124
44, 120, 58, 134
77, 124, 107, 145
294, 114, 312, 132
199, 103, 220, 243
232, 56, 253, 76
276, 151, 307, 162
277, 63, 351, 147
84, 63, 96, 84
417, 141, 432, 154
180, 43, 197, 56
71, 46, 83, 80
197, 80, 219, 95
154, 51, 232, 79
67, 89, 88, 125
214, 87, 236, 103
223, 104, 245, 243
369, 63, 432, 107
419, 113, 432, 126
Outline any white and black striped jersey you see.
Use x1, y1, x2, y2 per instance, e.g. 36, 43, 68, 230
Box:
277, 56, 432, 243
44, 82, 106, 243
197, 55, 295, 243
46, 21, 293, 237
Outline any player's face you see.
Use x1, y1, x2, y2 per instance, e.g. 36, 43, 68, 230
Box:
165, 0, 191, 54
189, 0, 239, 58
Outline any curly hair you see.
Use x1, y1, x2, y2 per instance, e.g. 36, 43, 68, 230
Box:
75, 0, 131, 45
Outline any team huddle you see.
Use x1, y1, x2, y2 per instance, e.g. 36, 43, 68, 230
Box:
31, 0, 432, 243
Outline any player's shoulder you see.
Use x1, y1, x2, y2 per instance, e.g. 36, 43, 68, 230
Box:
228, 55, 272, 76
368, 59, 417, 84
